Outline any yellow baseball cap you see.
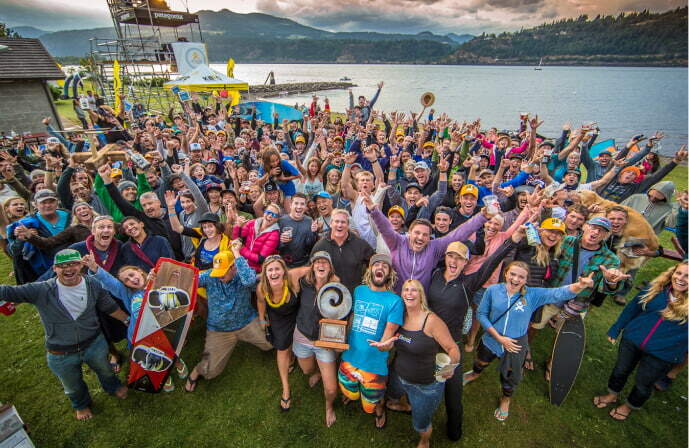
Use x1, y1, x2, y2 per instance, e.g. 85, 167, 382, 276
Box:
540, 218, 566, 233
210, 251, 235, 277
395, 128, 405, 136
423, 141, 435, 148
459, 184, 479, 199
446, 241, 469, 259
295, 135, 306, 144
387, 205, 405, 218
110, 168, 123, 178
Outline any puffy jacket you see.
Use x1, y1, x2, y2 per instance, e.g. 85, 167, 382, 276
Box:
608, 287, 688, 364
233, 218, 280, 272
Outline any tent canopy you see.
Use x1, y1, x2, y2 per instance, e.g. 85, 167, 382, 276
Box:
164, 64, 248, 92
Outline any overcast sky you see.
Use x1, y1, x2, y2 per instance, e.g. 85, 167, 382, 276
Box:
1, 0, 685, 34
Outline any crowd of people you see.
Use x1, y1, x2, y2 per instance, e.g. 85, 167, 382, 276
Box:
0, 84, 687, 447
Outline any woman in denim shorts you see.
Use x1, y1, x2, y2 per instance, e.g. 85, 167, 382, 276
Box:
290, 251, 341, 427
382, 280, 460, 448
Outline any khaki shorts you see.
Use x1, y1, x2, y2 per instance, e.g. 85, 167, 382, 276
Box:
195, 318, 273, 379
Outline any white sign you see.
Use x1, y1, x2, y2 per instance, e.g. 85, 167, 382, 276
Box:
170, 42, 208, 74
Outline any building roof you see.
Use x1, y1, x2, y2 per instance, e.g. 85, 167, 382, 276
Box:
0, 38, 64, 81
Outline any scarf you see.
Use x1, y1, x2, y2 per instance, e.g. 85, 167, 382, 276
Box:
128, 239, 155, 268
85, 234, 120, 272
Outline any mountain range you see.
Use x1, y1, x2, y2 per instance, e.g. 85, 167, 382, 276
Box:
9, 7, 686, 66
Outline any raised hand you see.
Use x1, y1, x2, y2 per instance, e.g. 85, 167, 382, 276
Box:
599, 265, 631, 284
673, 145, 688, 163
529, 115, 543, 130
575, 272, 595, 291
344, 151, 358, 165
164, 190, 177, 209
361, 192, 376, 212
81, 251, 99, 272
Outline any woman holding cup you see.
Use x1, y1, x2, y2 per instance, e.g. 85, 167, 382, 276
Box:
374, 280, 459, 448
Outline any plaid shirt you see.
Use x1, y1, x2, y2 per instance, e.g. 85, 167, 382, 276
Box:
549, 235, 621, 302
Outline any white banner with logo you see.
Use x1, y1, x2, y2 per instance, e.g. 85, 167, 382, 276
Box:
171, 42, 209, 74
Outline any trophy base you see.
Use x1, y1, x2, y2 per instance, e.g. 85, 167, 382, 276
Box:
315, 318, 349, 351
314, 340, 349, 350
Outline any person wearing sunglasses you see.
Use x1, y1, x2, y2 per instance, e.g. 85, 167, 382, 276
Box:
232, 203, 281, 272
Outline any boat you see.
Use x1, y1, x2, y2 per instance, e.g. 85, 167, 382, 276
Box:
534, 58, 543, 70
339, 76, 351, 81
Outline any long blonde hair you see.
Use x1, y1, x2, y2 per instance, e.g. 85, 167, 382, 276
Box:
401, 279, 429, 311
532, 233, 563, 267
362, 264, 398, 292
639, 261, 688, 324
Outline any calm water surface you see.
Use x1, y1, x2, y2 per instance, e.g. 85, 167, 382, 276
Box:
219, 63, 688, 156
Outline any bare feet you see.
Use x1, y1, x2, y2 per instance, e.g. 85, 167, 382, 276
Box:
464, 343, 474, 353
325, 406, 336, 427
386, 399, 411, 413
463, 370, 480, 386
114, 385, 128, 400
75, 408, 93, 421
308, 372, 322, 388
494, 397, 510, 421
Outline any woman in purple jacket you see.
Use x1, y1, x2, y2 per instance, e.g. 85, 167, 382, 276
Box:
593, 261, 687, 421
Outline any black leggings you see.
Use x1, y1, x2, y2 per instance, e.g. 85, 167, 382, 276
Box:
444, 361, 463, 441
472, 341, 515, 398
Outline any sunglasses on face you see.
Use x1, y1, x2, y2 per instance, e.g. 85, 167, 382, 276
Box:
264, 210, 279, 218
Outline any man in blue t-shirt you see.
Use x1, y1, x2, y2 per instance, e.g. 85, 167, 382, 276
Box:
339, 253, 403, 428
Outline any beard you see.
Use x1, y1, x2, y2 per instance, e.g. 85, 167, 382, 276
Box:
372, 273, 389, 288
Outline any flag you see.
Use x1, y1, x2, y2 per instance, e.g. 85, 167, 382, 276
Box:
228, 89, 240, 106
113, 60, 122, 115
227, 58, 235, 78
589, 138, 615, 159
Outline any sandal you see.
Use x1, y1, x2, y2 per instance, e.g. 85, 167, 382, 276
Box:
494, 408, 509, 422
463, 370, 478, 386
593, 395, 616, 409
609, 406, 630, 421
386, 401, 411, 414
655, 375, 674, 392
374, 407, 387, 429
184, 375, 198, 393
279, 396, 291, 412
523, 352, 534, 371
176, 359, 189, 380
109, 355, 121, 374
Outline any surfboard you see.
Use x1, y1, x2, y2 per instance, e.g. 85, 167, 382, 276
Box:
237, 101, 303, 123
128, 258, 198, 393
549, 314, 586, 406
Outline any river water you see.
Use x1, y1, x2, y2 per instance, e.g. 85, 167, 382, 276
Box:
218, 63, 688, 156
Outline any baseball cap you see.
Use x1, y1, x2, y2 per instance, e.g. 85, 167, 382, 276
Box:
54, 248, 82, 265
34, 189, 58, 203
540, 218, 566, 233
405, 182, 422, 193
264, 181, 279, 193
46, 137, 60, 144
598, 150, 612, 157
210, 251, 235, 277
313, 191, 333, 200
117, 180, 137, 192
506, 152, 524, 159
206, 183, 223, 192
369, 253, 392, 268
387, 205, 405, 218
422, 141, 435, 149
295, 135, 306, 144
478, 169, 494, 178
198, 212, 219, 223
565, 169, 582, 178
310, 251, 332, 265
110, 168, 123, 178
189, 143, 202, 151
514, 185, 534, 194
459, 184, 479, 199
414, 161, 430, 171
587, 216, 612, 232
620, 166, 641, 180
445, 241, 469, 259
205, 158, 219, 165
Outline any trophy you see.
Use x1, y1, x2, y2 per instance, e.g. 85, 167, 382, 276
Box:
314, 282, 352, 350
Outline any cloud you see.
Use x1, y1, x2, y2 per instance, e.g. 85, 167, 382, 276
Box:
255, 0, 687, 34
0, 0, 110, 31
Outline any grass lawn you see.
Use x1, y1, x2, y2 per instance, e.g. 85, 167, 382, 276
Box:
1, 119, 687, 447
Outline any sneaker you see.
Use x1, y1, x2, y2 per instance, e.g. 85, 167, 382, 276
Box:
613, 295, 626, 306
163, 376, 175, 393
176, 359, 189, 379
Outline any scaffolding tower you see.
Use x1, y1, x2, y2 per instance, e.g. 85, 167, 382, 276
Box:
89, 0, 203, 113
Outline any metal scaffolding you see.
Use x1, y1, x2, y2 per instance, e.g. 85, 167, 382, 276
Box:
88, 0, 203, 113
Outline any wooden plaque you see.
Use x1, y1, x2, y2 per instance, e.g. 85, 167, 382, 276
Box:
314, 318, 349, 350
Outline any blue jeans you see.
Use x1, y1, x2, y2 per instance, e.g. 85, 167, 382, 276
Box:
46, 334, 123, 410
388, 370, 445, 433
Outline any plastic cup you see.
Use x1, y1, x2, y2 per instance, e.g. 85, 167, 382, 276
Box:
282, 226, 293, 239
435, 353, 452, 383
483, 195, 500, 214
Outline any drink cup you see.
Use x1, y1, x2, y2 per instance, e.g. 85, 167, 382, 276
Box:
0, 301, 16, 316
282, 226, 293, 239
483, 195, 500, 215
435, 353, 452, 383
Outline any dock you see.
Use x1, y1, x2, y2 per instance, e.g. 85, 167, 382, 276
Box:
247, 81, 356, 98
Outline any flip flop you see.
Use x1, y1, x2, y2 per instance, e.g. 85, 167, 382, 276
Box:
279, 396, 291, 412
593, 396, 616, 409
463, 370, 478, 386
374, 407, 387, 429
494, 408, 509, 422
176, 359, 189, 379
609, 407, 630, 421
184, 376, 198, 393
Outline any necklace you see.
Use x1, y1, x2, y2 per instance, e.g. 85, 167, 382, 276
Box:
265, 282, 289, 308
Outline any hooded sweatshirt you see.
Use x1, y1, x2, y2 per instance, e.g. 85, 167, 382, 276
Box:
621, 181, 676, 235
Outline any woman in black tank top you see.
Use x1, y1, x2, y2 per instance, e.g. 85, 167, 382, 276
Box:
382, 280, 460, 448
